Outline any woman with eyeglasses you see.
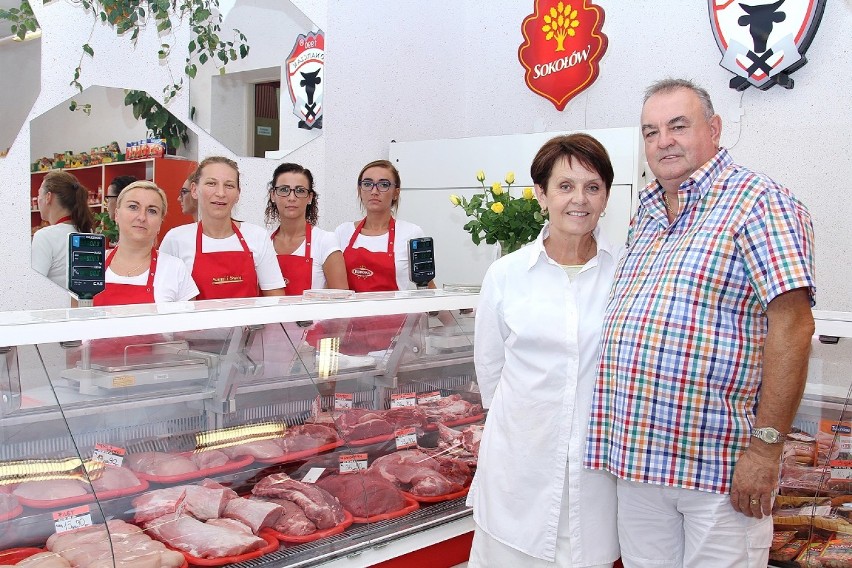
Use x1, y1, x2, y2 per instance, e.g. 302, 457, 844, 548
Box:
32, 171, 96, 289
264, 162, 347, 295
334, 159, 433, 292
160, 156, 285, 299
105, 175, 138, 221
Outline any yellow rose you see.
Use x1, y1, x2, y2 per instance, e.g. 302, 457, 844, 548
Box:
449, 194, 461, 206
476, 170, 486, 183
505, 171, 515, 185
491, 202, 504, 214
491, 182, 503, 195
523, 187, 534, 200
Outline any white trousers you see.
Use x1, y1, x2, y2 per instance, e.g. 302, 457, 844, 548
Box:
616, 479, 772, 568
469, 522, 612, 568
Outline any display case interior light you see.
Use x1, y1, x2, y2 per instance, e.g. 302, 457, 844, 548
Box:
0, 456, 87, 486
194, 421, 287, 452
317, 336, 340, 379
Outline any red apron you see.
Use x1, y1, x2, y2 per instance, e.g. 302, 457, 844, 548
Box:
192, 221, 260, 300
343, 217, 398, 292
93, 247, 157, 306
308, 218, 404, 354
273, 223, 313, 296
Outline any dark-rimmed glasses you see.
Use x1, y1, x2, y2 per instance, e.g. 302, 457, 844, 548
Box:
359, 179, 395, 192
272, 185, 310, 198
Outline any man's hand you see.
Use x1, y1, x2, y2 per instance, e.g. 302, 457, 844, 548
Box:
730, 443, 781, 518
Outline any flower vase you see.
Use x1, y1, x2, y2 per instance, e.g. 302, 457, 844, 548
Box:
495, 240, 521, 259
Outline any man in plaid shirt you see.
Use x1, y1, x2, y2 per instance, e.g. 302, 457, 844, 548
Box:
585, 79, 815, 567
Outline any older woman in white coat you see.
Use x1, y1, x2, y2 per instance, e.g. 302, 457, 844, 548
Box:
468, 133, 621, 567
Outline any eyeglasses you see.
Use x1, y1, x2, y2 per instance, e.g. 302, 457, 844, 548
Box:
272, 185, 310, 198
179, 188, 191, 197
359, 179, 396, 192
104, 195, 118, 201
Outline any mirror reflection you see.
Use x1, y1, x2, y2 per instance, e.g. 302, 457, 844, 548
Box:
30, 86, 198, 289
189, 0, 323, 159
0, 0, 40, 158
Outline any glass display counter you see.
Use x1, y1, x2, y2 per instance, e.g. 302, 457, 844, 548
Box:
0, 290, 480, 567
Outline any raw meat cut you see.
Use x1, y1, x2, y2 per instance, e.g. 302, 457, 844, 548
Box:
132, 484, 231, 522
12, 479, 90, 500
306, 409, 394, 441
369, 450, 469, 496
126, 452, 198, 477
0, 493, 19, 516
316, 472, 407, 518
253, 497, 317, 536
381, 406, 429, 430
222, 497, 283, 534
251, 473, 344, 529
199, 478, 238, 499
420, 394, 482, 423
190, 449, 229, 469
206, 518, 253, 535
277, 424, 340, 453
143, 514, 267, 559
221, 439, 283, 459
88, 466, 143, 493
46, 519, 184, 568
14, 552, 70, 568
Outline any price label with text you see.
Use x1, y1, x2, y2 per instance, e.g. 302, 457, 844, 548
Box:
302, 467, 326, 484
53, 506, 92, 534
418, 391, 442, 405
390, 393, 416, 407
395, 427, 417, 450
831, 460, 852, 480
334, 393, 353, 409
339, 453, 368, 474
92, 443, 126, 467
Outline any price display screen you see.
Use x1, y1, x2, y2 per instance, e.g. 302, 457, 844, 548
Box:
67, 233, 106, 300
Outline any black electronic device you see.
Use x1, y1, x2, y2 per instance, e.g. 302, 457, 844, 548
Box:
408, 237, 435, 288
67, 233, 106, 306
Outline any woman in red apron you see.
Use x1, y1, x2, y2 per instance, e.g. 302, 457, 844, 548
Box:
159, 157, 286, 300
264, 162, 347, 295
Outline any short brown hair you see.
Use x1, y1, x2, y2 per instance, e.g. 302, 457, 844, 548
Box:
357, 159, 401, 213
530, 134, 614, 196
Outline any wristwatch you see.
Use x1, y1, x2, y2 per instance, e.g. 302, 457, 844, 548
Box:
752, 427, 786, 444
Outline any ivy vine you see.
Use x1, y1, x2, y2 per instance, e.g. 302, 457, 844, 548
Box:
0, 0, 36, 41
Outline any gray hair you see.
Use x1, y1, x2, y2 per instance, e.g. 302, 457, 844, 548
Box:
644, 78, 715, 121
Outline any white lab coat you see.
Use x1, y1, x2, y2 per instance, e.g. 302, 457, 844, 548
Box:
467, 223, 620, 565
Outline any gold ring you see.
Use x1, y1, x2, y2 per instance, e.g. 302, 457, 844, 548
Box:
750, 498, 759, 505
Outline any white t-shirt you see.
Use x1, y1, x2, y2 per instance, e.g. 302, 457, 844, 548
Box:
31, 223, 77, 289
160, 222, 285, 291
334, 219, 425, 291
268, 226, 342, 290
104, 251, 199, 302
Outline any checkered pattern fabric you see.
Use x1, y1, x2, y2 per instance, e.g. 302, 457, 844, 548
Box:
584, 148, 815, 494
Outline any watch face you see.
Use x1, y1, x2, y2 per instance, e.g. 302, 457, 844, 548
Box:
756, 428, 781, 443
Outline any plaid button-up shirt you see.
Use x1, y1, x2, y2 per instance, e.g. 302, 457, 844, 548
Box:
584, 148, 815, 494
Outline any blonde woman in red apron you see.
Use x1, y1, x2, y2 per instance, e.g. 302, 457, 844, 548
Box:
160, 156, 285, 300
264, 162, 347, 295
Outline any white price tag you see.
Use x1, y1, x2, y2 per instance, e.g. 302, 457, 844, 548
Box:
334, 393, 353, 410
395, 427, 417, 450
831, 460, 852, 480
390, 393, 416, 407
91, 443, 125, 467
301, 467, 326, 484
53, 506, 92, 534
418, 391, 442, 405
339, 453, 368, 474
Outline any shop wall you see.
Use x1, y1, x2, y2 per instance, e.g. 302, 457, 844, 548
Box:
321, 1, 852, 311
0, 38, 40, 155
0, 1, 849, 312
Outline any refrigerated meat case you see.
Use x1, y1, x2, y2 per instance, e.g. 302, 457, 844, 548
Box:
770, 311, 852, 567
0, 290, 480, 567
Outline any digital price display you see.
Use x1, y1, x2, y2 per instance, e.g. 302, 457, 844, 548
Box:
408, 237, 435, 287
67, 233, 106, 302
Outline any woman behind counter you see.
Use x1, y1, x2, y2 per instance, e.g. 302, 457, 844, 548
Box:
160, 156, 285, 299
265, 163, 347, 295
92, 181, 198, 306
32, 171, 96, 289
335, 159, 433, 292
467, 134, 621, 568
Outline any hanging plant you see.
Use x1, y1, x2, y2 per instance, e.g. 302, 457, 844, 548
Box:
124, 89, 190, 152
72, 0, 250, 102
0, 0, 37, 41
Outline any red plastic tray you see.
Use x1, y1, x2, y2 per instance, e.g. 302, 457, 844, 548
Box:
424, 414, 485, 431
14, 491, 95, 510
255, 441, 344, 464
0, 501, 23, 522
350, 494, 419, 524
133, 455, 255, 484
0, 548, 44, 564
169, 531, 278, 566
401, 486, 470, 503
343, 433, 396, 447
259, 509, 354, 544
92, 478, 150, 501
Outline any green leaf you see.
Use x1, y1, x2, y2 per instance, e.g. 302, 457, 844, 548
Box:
82, 43, 94, 56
